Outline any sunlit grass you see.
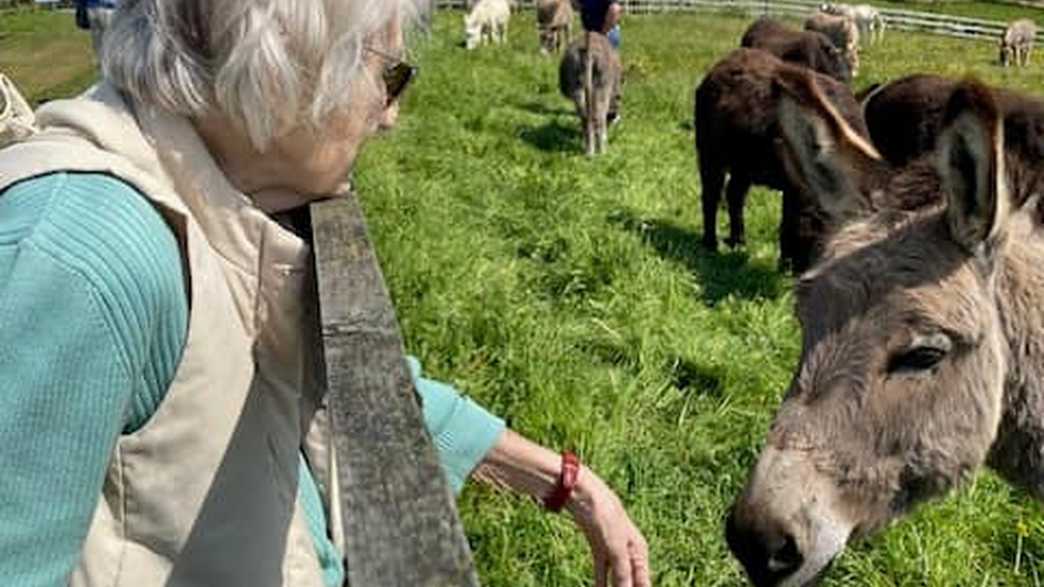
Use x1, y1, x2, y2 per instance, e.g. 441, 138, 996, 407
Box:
357, 9, 1044, 586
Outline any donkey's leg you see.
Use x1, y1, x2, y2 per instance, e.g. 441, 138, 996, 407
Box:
584, 103, 596, 156
780, 189, 822, 272
724, 173, 751, 248
596, 76, 613, 154
699, 155, 726, 251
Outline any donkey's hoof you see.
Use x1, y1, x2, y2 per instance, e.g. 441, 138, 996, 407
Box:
724, 236, 746, 248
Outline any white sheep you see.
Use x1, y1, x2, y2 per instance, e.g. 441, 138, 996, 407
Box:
464, 0, 511, 50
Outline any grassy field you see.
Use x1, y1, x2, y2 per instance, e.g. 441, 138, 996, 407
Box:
0, 8, 94, 103
361, 10, 1044, 587
3, 4, 1044, 586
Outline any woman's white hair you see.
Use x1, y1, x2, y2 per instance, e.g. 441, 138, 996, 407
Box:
101, 0, 423, 149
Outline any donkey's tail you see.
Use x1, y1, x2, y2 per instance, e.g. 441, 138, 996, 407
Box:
583, 30, 595, 154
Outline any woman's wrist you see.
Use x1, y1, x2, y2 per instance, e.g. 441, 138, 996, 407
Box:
471, 429, 564, 500
564, 465, 597, 519
470, 429, 609, 519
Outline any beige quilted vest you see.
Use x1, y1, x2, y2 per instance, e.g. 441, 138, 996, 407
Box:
0, 82, 344, 586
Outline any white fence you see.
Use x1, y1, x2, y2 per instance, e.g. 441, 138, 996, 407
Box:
436, 0, 1015, 41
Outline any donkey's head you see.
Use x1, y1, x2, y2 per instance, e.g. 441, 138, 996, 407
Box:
727, 74, 1012, 586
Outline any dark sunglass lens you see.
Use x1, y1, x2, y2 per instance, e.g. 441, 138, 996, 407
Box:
383, 63, 416, 101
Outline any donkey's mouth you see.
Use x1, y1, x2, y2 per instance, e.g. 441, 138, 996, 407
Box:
775, 557, 835, 587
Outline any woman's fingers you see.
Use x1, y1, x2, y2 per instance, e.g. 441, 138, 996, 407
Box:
594, 552, 609, 587
630, 533, 651, 587
609, 545, 633, 587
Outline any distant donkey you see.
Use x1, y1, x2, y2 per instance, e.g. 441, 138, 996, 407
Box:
804, 11, 859, 77
741, 17, 852, 84
694, 48, 868, 271
537, 0, 573, 54
559, 32, 621, 155
727, 76, 1044, 586
1001, 18, 1038, 67
464, 0, 511, 50
821, 3, 884, 44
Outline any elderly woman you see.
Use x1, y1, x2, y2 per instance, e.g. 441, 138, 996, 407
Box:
0, 1, 649, 586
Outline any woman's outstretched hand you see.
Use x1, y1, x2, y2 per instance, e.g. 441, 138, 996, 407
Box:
472, 429, 651, 586
567, 467, 651, 587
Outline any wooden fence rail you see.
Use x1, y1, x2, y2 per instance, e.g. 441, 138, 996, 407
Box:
311, 197, 480, 587
436, 0, 1017, 41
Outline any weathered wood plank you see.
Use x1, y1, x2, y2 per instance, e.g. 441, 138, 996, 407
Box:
310, 195, 480, 587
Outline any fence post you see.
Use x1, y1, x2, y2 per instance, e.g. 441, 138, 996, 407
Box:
311, 196, 481, 587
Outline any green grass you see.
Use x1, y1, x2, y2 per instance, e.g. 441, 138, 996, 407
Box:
871, 0, 1044, 22
357, 10, 1044, 587
3, 6, 1044, 586
0, 8, 95, 104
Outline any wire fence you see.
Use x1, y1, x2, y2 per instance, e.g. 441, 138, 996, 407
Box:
437, 0, 1016, 41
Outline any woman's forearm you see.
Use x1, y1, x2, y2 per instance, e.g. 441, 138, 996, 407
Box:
471, 429, 596, 518
471, 429, 651, 587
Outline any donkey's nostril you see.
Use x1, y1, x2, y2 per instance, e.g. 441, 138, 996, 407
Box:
766, 533, 804, 575
726, 508, 806, 586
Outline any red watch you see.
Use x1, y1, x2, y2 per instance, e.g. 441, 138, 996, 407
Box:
543, 451, 581, 513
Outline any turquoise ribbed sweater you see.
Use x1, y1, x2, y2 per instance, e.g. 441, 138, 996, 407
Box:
0, 172, 505, 587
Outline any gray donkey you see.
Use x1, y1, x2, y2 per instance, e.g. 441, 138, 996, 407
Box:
727, 73, 1044, 586
559, 32, 621, 156
537, 0, 573, 54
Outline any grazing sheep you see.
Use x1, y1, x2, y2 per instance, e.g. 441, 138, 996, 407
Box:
537, 0, 574, 54
1001, 18, 1038, 67
559, 33, 622, 155
821, 3, 885, 44
464, 0, 511, 50
805, 11, 860, 77
741, 17, 852, 84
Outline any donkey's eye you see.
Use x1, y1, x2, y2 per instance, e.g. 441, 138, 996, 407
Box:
887, 347, 948, 374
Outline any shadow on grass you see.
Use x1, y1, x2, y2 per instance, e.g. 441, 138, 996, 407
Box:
517, 119, 581, 153
609, 209, 787, 305
514, 100, 574, 117
667, 355, 726, 398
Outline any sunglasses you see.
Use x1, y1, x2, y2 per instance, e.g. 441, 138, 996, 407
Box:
364, 46, 418, 105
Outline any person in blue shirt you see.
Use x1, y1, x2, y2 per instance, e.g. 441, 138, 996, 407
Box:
580, 0, 622, 49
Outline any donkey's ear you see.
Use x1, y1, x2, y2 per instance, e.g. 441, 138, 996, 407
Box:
936, 80, 1010, 257
775, 69, 882, 227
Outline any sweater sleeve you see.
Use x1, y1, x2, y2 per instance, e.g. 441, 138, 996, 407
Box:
406, 357, 506, 494
0, 173, 187, 587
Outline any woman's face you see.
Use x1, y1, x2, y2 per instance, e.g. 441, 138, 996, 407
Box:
258, 18, 405, 198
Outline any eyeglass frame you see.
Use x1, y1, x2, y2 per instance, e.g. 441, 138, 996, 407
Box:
363, 46, 418, 105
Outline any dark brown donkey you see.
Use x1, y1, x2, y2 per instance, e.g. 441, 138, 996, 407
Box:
695, 48, 868, 271
741, 17, 852, 85
727, 75, 1044, 586
863, 74, 1044, 201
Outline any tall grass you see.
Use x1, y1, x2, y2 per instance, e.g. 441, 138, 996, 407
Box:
356, 10, 1044, 587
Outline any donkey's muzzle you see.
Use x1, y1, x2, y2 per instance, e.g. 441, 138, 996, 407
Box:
725, 507, 806, 586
